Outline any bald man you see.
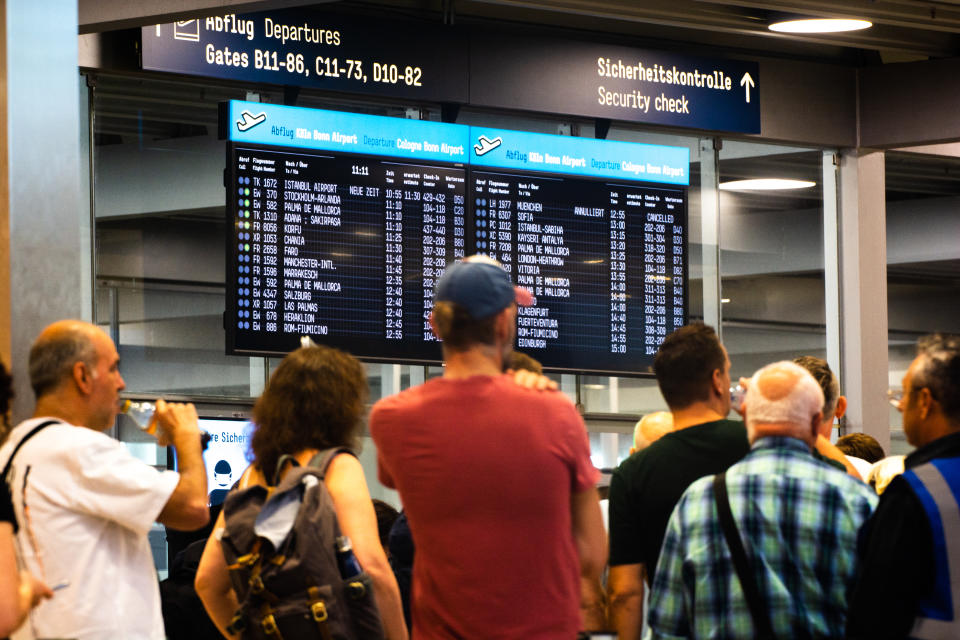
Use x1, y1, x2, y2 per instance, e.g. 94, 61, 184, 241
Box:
649, 361, 877, 639
630, 411, 674, 455
0, 320, 209, 639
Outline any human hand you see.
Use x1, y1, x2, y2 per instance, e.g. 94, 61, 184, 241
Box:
153, 399, 200, 448
19, 570, 52, 611
732, 377, 750, 416
508, 369, 558, 391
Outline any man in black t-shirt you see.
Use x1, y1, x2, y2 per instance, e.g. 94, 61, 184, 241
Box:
607, 323, 749, 640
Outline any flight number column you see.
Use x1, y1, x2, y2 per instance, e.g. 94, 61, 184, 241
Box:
487, 196, 514, 276
247, 164, 281, 335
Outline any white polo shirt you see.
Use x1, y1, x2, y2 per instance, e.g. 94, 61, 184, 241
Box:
0, 418, 180, 640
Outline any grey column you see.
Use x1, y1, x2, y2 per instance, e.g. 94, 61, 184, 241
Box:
7, 0, 86, 422
699, 138, 721, 333
838, 150, 889, 452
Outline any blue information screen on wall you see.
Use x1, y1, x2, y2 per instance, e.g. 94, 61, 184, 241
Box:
224, 100, 687, 375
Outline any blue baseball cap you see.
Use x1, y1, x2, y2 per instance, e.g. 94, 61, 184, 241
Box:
435, 257, 533, 319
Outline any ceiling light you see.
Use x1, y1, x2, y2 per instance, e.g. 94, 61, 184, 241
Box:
769, 18, 872, 34
721, 298, 731, 303
719, 178, 816, 191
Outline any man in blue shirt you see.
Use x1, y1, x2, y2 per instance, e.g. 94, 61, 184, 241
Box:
848, 333, 960, 639
649, 361, 877, 639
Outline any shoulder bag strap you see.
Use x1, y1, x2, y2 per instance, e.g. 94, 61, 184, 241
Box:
306, 447, 356, 480
712, 471, 776, 640
1, 420, 60, 483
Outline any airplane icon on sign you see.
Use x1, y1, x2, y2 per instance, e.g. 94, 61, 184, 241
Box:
474, 135, 502, 156
236, 110, 267, 132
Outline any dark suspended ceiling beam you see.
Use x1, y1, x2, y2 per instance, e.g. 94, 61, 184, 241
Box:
79, 0, 333, 34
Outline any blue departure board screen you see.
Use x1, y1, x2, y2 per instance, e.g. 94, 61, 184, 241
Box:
223, 100, 688, 375
468, 127, 687, 373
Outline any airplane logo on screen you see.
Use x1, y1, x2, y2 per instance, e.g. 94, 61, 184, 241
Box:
173, 20, 200, 42
236, 111, 267, 132
474, 135, 502, 156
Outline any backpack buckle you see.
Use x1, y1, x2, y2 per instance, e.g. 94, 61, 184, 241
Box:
346, 580, 367, 599
261, 613, 279, 635
227, 613, 247, 634
311, 601, 328, 622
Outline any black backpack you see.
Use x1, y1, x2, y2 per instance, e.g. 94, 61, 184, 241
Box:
220, 448, 386, 640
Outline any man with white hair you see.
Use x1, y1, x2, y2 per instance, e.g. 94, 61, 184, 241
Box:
648, 361, 877, 639
629, 411, 673, 456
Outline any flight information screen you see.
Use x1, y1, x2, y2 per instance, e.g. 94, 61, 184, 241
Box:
223, 100, 689, 374
469, 127, 688, 374
224, 101, 468, 361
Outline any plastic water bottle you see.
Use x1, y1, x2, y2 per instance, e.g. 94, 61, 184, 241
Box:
336, 535, 368, 599
729, 385, 746, 410
121, 399, 157, 435
335, 536, 363, 579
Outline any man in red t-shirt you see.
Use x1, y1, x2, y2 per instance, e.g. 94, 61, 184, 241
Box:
370, 256, 606, 639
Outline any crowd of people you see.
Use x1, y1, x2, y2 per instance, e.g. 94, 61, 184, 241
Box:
0, 254, 958, 639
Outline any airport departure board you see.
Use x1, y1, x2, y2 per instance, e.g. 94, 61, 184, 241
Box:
223, 100, 689, 375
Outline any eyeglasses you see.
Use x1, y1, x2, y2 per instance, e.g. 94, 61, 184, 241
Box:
887, 388, 903, 410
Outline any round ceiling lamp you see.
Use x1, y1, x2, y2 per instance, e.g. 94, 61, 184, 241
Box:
719, 178, 816, 191
769, 18, 872, 33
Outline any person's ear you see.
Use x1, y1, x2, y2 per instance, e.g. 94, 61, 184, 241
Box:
918, 387, 935, 419
811, 410, 823, 443
835, 395, 847, 420
73, 361, 93, 395
495, 307, 512, 342
428, 311, 440, 340
711, 367, 725, 397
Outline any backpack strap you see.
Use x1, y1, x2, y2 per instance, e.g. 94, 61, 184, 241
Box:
271, 454, 301, 487
1, 420, 60, 483
306, 447, 356, 479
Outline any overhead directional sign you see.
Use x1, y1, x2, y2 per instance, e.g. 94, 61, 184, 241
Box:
142, 9, 468, 103
142, 10, 760, 134
470, 34, 761, 134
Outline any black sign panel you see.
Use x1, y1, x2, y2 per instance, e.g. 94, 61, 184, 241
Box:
143, 10, 468, 102
471, 33, 760, 133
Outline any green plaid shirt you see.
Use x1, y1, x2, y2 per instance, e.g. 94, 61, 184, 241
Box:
649, 436, 877, 639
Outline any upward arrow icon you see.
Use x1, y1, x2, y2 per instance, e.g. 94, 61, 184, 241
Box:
740, 72, 755, 103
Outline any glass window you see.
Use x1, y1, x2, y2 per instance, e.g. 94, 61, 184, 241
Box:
93, 75, 256, 398
718, 143, 828, 384
886, 151, 960, 455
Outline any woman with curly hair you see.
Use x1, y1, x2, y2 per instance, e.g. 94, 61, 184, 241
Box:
0, 361, 52, 636
194, 345, 406, 639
